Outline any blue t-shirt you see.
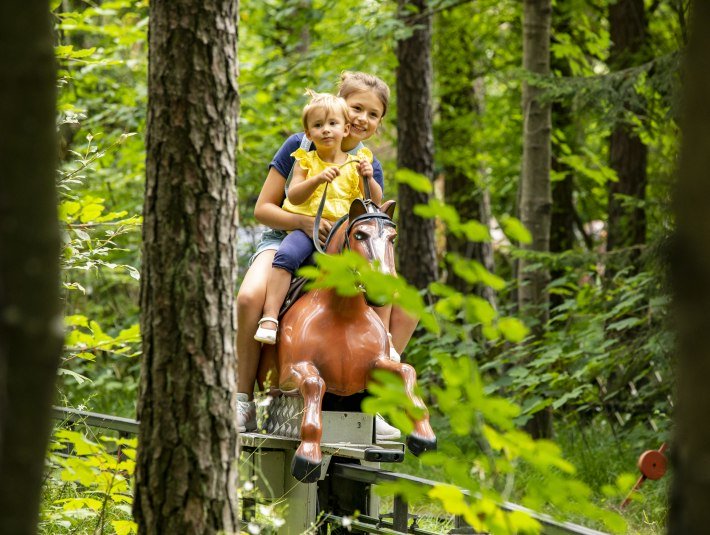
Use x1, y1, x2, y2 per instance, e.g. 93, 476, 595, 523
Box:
269, 133, 385, 193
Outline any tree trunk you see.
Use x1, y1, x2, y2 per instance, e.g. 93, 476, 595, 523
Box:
0, 2, 62, 533
519, 0, 552, 439
396, 0, 438, 290
668, 2, 710, 531
606, 0, 648, 258
519, 0, 552, 319
134, 0, 240, 532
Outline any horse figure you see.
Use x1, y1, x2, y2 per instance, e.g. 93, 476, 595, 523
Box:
261, 198, 437, 483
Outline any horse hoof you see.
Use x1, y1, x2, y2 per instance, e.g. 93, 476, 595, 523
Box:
290, 454, 322, 483
406, 435, 437, 456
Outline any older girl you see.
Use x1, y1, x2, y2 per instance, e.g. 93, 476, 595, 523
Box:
237, 72, 418, 437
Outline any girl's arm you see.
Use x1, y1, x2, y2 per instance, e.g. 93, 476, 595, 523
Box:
254, 167, 321, 235
358, 160, 383, 204
287, 164, 340, 206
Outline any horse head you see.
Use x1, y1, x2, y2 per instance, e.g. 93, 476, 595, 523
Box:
345, 197, 397, 270
323, 197, 396, 286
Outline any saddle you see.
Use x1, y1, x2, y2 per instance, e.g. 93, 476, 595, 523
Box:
279, 275, 309, 319
278, 214, 349, 320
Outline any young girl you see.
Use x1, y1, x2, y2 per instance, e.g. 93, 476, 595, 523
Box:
237, 72, 417, 437
253, 90, 382, 344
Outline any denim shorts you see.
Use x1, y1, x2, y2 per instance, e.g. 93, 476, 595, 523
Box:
248, 228, 287, 266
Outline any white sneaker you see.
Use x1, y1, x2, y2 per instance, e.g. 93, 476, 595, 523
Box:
237, 393, 256, 433
375, 414, 401, 441
387, 333, 401, 363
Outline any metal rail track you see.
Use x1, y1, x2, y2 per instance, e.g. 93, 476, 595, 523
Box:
50, 406, 609, 535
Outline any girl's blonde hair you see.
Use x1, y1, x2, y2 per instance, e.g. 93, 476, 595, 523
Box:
337, 71, 391, 118
301, 89, 351, 131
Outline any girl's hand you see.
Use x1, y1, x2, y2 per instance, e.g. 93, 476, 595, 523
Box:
358, 160, 373, 181
315, 166, 340, 184
296, 216, 332, 244
317, 218, 333, 245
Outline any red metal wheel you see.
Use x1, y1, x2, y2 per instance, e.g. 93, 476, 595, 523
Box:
638, 449, 667, 480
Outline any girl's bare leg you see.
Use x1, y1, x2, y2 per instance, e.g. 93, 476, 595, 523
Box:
236, 250, 275, 398
372, 304, 392, 331
260, 267, 292, 330
389, 305, 418, 355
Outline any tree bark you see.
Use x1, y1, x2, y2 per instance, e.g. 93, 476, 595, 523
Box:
396, 0, 439, 290
606, 0, 648, 257
668, 2, 710, 532
0, 2, 62, 533
519, 0, 552, 439
519, 0, 552, 319
134, 0, 240, 533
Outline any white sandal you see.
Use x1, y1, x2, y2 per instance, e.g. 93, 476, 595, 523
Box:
388, 333, 401, 363
254, 317, 279, 345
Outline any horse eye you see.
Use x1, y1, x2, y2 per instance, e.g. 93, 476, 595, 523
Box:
354, 232, 367, 241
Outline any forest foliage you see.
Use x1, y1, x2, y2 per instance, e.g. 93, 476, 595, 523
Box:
44, 0, 684, 533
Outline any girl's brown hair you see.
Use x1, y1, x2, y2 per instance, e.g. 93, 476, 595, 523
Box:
337, 71, 390, 118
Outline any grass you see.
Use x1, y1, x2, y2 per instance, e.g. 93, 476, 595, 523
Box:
377, 413, 669, 534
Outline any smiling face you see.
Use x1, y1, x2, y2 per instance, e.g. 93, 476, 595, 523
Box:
344, 90, 385, 143
304, 108, 350, 150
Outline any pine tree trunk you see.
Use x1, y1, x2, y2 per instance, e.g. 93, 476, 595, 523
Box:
607, 0, 648, 257
519, 0, 552, 439
134, 0, 240, 532
668, 2, 710, 531
0, 2, 62, 533
396, 0, 438, 290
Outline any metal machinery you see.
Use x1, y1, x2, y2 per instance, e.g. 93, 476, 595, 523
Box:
240, 394, 405, 533
52, 404, 613, 535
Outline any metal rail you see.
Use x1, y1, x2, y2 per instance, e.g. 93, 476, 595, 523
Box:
50, 407, 610, 535
330, 463, 609, 535
52, 405, 139, 434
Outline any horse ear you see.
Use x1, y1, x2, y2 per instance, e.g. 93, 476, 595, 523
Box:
349, 198, 368, 220
380, 200, 396, 219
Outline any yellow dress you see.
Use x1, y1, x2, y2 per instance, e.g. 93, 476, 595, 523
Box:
282, 147, 373, 221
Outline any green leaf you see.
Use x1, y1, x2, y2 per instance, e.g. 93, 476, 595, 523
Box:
607, 317, 643, 331
394, 168, 433, 193
57, 368, 90, 384
500, 215, 532, 244
414, 198, 459, 225
59, 201, 81, 222
112, 520, 138, 535
497, 317, 529, 342
458, 220, 491, 242
80, 203, 104, 223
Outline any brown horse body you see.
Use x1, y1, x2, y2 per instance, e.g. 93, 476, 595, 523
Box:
262, 199, 436, 482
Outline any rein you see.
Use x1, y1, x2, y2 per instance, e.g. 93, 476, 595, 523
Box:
312, 158, 373, 254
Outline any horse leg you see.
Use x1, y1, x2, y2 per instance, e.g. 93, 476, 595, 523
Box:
282, 362, 326, 483
372, 358, 437, 456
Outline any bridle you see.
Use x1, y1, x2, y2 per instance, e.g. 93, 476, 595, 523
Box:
343, 211, 396, 253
